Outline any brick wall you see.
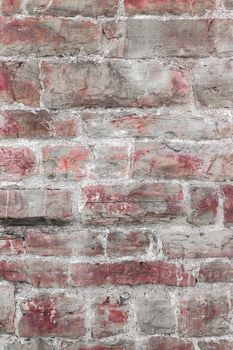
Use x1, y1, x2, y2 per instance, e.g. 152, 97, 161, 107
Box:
0, 0, 233, 349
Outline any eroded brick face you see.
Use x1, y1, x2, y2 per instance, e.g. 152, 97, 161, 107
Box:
18, 293, 86, 338
0, 283, 15, 334
125, 0, 215, 15
1, 0, 233, 348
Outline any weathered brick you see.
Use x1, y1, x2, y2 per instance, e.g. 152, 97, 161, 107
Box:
0, 235, 23, 255
142, 337, 194, 350
106, 230, 150, 257
0, 283, 15, 334
43, 145, 90, 181
61, 342, 135, 350
0, 17, 101, 56
90, 144, 128, 179
25, 228, 103, 257
222, 184, 233, 224
135, 292, 175, 335
19, 293, 85, 338
125, 0, 215, 15
193, 58, 233, 107
45, 190, 73, 221
0, 258, 68, 287
82, 111, 233, 140
105, 19, 212, 58
212, 20, 233, 56
199, 340, 233, 350
224, 0, 233, 9
0, 110, 77, 138
5, 339, 52, 350
0, 147, 36, 180
162, 229, 233, 259
131, 142, 233, 181
42, 61, 189, 109
188, 187, 218, 225
81, 183, 185, 224
0, 189, 72, 221
1, 0, 119, 17
199, 261, 233, 283
69, 261, 195, 287
91, 292, 128, 339
178, 286, 230, 337
0, 61, 40, 107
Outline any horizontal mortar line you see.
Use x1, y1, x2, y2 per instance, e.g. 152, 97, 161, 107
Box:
3, 13, 233, 20
0, 178, 227, 186
0, 55, 220, 62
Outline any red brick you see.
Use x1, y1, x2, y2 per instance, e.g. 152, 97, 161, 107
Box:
81, 183, 185, 224
222, 185, 233, 224
199, 261, 233, 283
0, 147, 36, 180
178, 286, 230, 337
106, 230, 150, 257
19, 293, 85, 338
131, 142, 233, 181
105, 19, 213, 58
42, 61, 189, 109
43, 144, 128, 180
199, 340, 233, 350
188, 187, 218, 225
25, 228, 103, 257
43, 145, 90, 181
91, 292, 128, 339
162, 229, 233, 259
0, 61, 40, 107
131, 142, 199, 180
0, 235, 23, 255
135, 292, 175, 335
0, 258, 68, 287
90, 144, 128, 179
0, 110, 77, 139
125, 0, 215, 15
0, 17, 101, 56
0, 283, 15, 334
0, 189, 72, 221
1, 0, 119, 17
82, 111, 232, 140
69, 261, 195, 287
61, 343, 135, 350
142, 337, 194, 350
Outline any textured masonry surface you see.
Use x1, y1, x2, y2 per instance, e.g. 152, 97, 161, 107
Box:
1, 0, 233, 349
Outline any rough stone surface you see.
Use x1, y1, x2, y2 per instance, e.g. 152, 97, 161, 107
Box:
1, 0, 119, 16
0, 17, 101, 57
0, 110, 77, 138
162, 228, 233, 259
178, 286, 231, 337
1, 0, 233, 348
110, 19, 213, 58
42, 61, 189, 109
0, 61, 40, 107
135, 292, 175, 335
81, 183, 185, 224
0, 283, 15, 334
4, 339, 52, 350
